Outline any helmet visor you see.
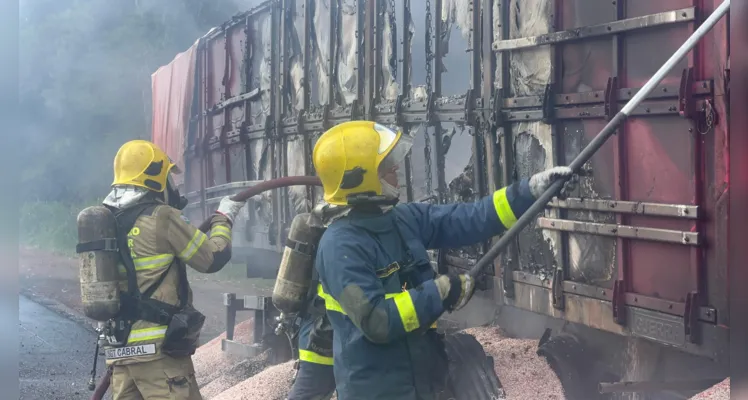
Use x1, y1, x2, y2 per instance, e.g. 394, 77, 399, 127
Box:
375, 123, 413, 173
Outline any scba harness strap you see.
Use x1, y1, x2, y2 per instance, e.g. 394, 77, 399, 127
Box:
76, 202, 189, 346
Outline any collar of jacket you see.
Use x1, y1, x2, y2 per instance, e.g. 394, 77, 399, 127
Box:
345, 207, 399, 234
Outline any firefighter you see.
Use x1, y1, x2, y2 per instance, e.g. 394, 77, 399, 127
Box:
311, 121, 576, 399
286, 204, 350, 400
103, 140, 246, 400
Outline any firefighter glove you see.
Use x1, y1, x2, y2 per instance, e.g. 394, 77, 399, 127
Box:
215, 196, 246, 224
435, 273, 476, 312
529, 166, 578, 200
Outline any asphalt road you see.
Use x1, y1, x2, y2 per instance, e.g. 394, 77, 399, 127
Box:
20, 295, 107, 400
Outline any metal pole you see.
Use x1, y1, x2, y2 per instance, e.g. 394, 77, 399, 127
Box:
469, 0, 730, 278
599, 379, 724, 393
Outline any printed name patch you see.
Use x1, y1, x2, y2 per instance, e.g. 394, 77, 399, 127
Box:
105, 344, 156, 359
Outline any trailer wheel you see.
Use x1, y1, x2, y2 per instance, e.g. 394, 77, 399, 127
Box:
537, 331, 602, 400
443, 332, 506, 400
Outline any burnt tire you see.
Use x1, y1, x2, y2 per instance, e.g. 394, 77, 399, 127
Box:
537, 332, 601, 400
443, 332, 506, 400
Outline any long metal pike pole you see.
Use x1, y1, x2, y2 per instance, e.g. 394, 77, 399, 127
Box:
468, 0, 730, 278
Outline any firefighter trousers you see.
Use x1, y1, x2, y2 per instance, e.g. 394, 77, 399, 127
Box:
287, 361, 336, 400
111, 355, 202, 400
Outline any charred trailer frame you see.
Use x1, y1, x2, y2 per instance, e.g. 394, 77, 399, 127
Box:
175, 0, 731, 395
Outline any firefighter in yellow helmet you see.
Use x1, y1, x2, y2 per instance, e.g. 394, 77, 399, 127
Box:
311, 121, 576, 399
101, 140, 246, 400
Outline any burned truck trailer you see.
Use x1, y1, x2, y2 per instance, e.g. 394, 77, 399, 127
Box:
151, 0, 731, 396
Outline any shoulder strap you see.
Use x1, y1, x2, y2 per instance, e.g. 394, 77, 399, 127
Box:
113, 202, 160, 299
115, 203, 189, 309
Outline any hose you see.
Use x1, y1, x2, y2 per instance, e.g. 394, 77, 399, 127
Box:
89, 367, 112, 400
197, 176, 322, 232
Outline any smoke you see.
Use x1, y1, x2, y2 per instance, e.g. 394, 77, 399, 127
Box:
18, 0, 245, 204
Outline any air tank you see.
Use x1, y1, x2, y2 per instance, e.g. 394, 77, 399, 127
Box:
77, 205, 121, 321
272, 213, 325, 314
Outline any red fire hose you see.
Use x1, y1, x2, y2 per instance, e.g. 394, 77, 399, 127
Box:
90, 368, 112, 400
197, 175, 322, 232
89, 175, 322, 400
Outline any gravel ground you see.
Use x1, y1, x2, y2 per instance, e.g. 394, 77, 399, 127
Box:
690, 378, 730, 400
201, 352, 271, 399
211, 360, 298, 400
202, 325, 564, 400
193, 318, 255, 387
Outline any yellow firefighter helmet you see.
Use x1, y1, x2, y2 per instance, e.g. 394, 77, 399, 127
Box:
312, 121, 412, 205
112, 140, 180, 192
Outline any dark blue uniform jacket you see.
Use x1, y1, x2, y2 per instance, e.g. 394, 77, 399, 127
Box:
315, 179, 535, 400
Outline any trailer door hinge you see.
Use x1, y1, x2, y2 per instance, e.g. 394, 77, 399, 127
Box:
321, 105, 331, 130
684, 291, 700, 344
491, 88, 505, 128
541, 83, 555, 124
551, 268, 565, 310
394, 95, 405, 127
464, 89, 475, 125
612, 280, 626, 325
604, 77, 619, 121
678, 67, 695, 119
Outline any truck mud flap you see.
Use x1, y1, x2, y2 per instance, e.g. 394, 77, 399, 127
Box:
443, 332, 506, 400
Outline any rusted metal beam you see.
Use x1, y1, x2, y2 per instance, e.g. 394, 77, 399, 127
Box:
302, 0, 314, 207
598, 379, 723, 394
328, 0, 337, 107
374, 0, 383, 106
493, 8, 696, 51
356, 0, 365, 103
433, 0, 445, 203
269, 2, 282, 248
537, 217, 700, 246
510, 271, 717, 322
242, 14, 256, 182
209, 88, 261, 116
365, 0, 376, 118
280, 0, 291, 224
495, 0, 515, 298
501, 81, 713, 108
547, 198, 699, 218
401, 0, 414, 202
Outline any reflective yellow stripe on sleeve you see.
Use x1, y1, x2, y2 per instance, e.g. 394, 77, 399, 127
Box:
318, 284, 346, 315
493, 187, 518, 229
179, 230, 208, 261
299, 349, 334, 366
318, 284, 421, 332
133, 254, 175, 271
210, 225, 232, 241
391, 291, 420, 332
127, 325, 168, 343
